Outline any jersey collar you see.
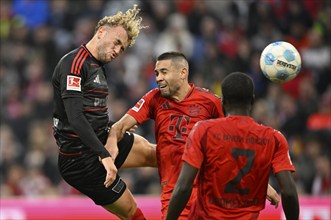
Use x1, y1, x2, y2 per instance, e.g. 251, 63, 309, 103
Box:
81, 44, 104, 66
184, 83, 195, 99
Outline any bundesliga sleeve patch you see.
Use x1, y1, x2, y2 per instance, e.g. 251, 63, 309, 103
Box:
66, 75, 81, 91
132, 98, 145, 112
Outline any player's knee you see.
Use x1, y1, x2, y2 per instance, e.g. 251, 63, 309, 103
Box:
103, 201, 138, 220
126, 202, 138, 219
124, 205, 145, 220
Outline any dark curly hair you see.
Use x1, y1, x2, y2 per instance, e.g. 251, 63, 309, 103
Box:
221, 72, 255, 106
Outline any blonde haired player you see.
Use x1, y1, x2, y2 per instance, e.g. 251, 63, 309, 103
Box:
52, 5, 156, 220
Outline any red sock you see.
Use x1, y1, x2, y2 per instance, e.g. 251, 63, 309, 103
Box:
131, 207, 145, 220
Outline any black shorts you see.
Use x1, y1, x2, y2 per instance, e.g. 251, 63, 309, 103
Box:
58, 132, 134, 205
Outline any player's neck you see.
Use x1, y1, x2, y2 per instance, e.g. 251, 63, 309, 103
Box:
172, 83, 191, 102
225, 106, 251, 117
226, 111, 250, 117
85, 40, 98, 60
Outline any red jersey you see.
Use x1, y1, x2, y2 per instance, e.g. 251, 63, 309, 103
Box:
127, 84, 223, 219
183, 116, 295, 220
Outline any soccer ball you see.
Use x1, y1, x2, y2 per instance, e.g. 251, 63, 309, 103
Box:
260, 41, 301, 83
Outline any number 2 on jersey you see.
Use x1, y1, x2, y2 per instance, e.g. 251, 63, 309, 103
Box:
225, 148, 255, 195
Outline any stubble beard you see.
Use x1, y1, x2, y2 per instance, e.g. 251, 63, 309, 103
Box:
161, 92, 170, 98
160, 87, 171, 98
97, 45, 110, 64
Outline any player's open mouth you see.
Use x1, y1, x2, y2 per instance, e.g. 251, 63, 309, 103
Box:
159, 85, 167, 89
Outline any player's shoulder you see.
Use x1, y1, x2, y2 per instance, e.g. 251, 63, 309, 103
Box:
60, 46, 93, 65
60, 47, 81, 63
144, 87, 161, 97
60, 46, 95, 75
271, 127, 286, 139
189, 118, 223, 139
195, 117, 223, 130
193, 86, 220, 100
140, 88, 165, 104
256, 122, 287, 140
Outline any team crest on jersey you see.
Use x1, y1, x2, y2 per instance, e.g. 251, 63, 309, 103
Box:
188, 104, 202, 116
132, 98, 145, 112
67, 75, 81, 91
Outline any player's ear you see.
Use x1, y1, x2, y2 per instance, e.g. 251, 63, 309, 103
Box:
180, 67, 188, 79
97, 25, 107, 38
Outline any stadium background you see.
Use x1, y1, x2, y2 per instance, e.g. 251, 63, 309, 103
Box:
0, 0, 330, 219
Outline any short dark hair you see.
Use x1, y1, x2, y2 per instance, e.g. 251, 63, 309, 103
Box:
157, 51, 187, 62
221, 72, 255, 105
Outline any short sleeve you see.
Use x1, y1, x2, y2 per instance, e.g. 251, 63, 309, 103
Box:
272, 130, 295, 173
183, 122, 205, 169
127, 89, 157, 124
211, 96, 224, 118
59, 56, 84, 99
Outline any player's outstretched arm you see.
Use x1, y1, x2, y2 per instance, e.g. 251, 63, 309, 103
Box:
275, 170, 299, 220
166, 162, 198, 220
105, 114, 138, 159
266, 184, 280, 208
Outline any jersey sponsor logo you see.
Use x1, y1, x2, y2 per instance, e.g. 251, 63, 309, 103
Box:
112, 178, 125, 193
169, 115, 190, 139
132, 98, 145, 112
66, 75, 81, 91
93, 97, 106, 107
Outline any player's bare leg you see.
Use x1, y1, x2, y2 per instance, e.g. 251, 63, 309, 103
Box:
121, 134, 157, 168
102, 188, 143, 220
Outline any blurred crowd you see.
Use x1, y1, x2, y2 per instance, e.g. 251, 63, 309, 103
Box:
0, 0, 330, 199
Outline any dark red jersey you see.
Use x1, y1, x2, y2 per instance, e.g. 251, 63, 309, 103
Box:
183, 116, 295, 220
127, 84, 223, 218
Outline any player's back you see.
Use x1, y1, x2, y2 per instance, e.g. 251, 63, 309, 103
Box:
190, 115, 279, 219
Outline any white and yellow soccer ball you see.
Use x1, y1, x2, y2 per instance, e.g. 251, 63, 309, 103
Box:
260, 41, 301, 83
